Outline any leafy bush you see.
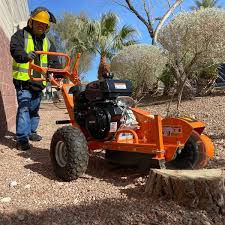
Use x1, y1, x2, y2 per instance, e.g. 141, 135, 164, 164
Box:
159, 8, 225, 73
111, 44, 167, 98
158, 8, 225, 108
194, 65, 219, 95
159, 65, 175, 95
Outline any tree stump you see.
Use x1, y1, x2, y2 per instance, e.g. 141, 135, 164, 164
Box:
145, 169, 225, 213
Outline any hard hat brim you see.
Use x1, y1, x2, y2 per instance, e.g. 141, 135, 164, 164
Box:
31, 17, 49, 25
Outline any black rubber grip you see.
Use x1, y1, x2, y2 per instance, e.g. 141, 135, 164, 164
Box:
56, 120, 71, 124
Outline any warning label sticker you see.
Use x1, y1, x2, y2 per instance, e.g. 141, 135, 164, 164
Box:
114, 83, 127, 89
110, 122, 118, 132
163, 126, 182, 137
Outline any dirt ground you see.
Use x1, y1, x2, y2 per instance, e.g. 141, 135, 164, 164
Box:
0, 93, 225, 225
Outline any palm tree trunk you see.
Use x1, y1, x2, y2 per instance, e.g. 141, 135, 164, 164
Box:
98, 55, 110, 80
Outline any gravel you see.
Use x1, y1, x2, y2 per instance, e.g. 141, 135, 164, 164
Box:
0, 94, 225, 225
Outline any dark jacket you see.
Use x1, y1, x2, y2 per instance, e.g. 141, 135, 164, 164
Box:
10, 26, 60, 91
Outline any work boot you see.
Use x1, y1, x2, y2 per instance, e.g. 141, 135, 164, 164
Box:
29, 133, 42, 142
16, 140, 30, 151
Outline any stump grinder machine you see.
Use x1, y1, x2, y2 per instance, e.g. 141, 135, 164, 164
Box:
29, 51, 214, 181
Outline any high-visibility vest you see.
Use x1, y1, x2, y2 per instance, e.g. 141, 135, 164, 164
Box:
12, 30, 51, 85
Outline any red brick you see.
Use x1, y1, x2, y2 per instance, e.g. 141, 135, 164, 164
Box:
6, 107, 16, 120
0, 26, 16, 135
6, 118, 16, 133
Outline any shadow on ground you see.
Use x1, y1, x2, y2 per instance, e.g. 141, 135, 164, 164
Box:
208, 133, 225, 140
0, 131, 16, 149
207, 158, 225, 169
0, 131, 152, 185
1, 131, 224, 186
0, 132, 149, 184
0, 197, 224, 225
0, 131, 57, 181
86, 151, 156, 189
20, 148, 57, 181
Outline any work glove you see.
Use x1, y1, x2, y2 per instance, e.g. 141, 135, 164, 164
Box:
28, 51, 37, 60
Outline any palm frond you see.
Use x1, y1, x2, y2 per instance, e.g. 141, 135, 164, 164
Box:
123, 40, 139, 46
100, 12, 118, 36
191, 0, 221, 10
118, 25, 138, 40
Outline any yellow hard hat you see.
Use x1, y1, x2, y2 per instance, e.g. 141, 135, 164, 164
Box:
31, 11, 50, 25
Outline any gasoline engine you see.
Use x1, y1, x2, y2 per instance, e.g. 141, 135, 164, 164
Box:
70, 76, 136, 140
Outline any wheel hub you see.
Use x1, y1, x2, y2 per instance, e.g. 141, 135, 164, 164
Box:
55, 141, 67, 167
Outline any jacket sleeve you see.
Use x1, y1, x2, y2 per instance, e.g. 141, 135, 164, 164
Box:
48, 40, 61, 69
10, 29, 30, 63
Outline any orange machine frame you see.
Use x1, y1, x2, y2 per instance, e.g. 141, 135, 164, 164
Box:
28, 51, 214, 163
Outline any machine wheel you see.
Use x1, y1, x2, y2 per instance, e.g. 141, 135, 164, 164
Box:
50, 126, 89, 181
105, 150, 157, 170
165, 131, 208, 169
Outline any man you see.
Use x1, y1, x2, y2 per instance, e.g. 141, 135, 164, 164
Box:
10, 7, 59, 151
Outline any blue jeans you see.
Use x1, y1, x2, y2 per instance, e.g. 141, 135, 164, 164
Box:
16, 89, 41, 142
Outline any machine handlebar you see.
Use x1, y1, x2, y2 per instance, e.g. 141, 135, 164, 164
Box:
28, 51, 81, 87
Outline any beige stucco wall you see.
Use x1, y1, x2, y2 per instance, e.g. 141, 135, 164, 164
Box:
0, 0, 29, 38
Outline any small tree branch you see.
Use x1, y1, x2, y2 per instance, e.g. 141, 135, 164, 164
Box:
154, 0, 183, 43
167, 0, 172, 7
184, 51, 202, 75
125, 0, 154, 39
143, 0, 152, 27
176, 74, 188, 112
112, 0, 132, 11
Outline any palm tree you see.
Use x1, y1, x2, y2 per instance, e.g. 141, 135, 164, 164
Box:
50, 13, 93, 78
191, 0, 221, 10
72, 12, 138, 80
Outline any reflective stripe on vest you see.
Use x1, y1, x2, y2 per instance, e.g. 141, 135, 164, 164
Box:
12, 30, 50, 84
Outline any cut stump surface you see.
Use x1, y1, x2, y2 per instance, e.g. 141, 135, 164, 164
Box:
145, 169, 225, 214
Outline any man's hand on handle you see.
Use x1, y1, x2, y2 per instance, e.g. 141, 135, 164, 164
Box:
48, 73, 63, 89
28, 51, 37, 60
